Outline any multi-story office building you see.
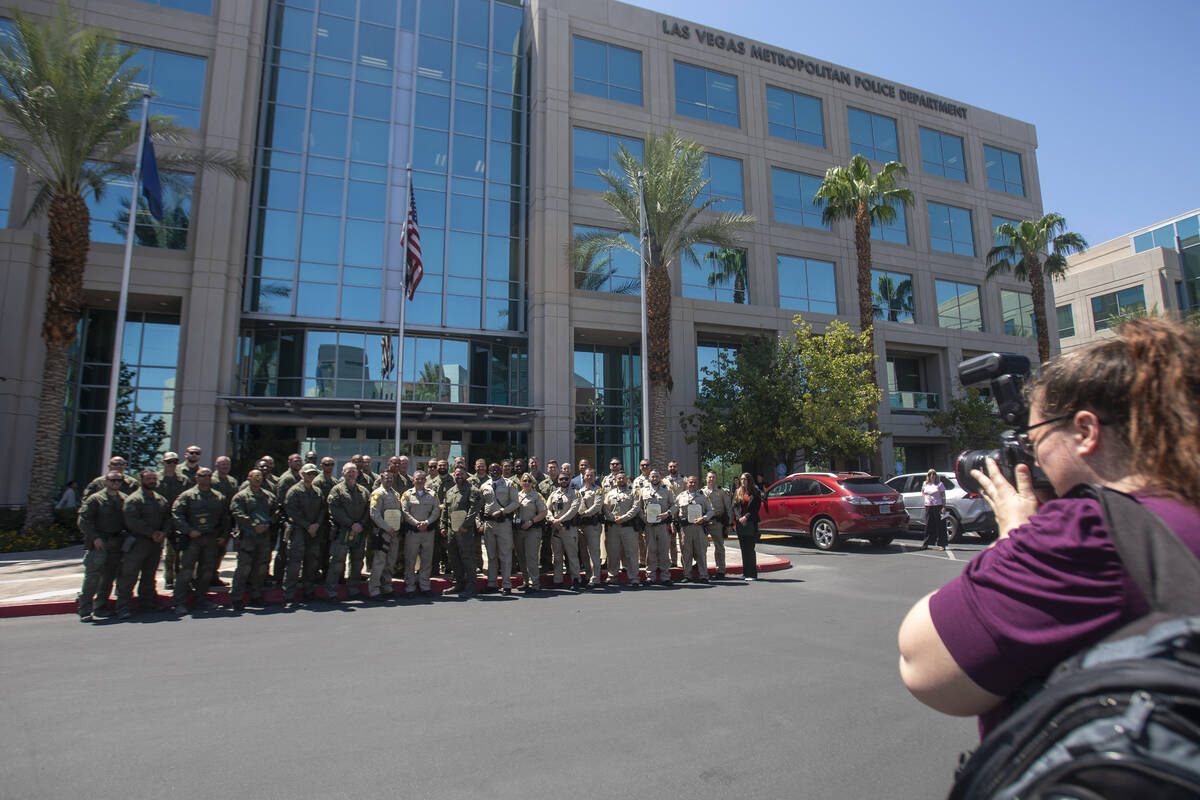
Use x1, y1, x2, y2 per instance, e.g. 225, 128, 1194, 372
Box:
0, 0, 1046, 506
1056, 210, 1200, 353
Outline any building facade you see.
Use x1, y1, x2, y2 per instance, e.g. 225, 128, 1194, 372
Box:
0, 0, 1047, 506
1056, 209, 1200, 353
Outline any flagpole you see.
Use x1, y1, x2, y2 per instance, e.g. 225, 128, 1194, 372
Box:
101, 92, 152, 471
636, 171, 650, 463
393, 163, 412, 458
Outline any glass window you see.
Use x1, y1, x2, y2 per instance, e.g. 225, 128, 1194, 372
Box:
1001, 290, 1035, 338
1057, 305, 1075, 338
135, 0, 212, 13
984, 145, 1025, 196
777, 255, 837, 314
919, 127, 966, 182
870, 199, 907, 245
574, 343, 641, 469
573, 225, 640, 295
0, 155, 13, 227
674, 62, 739, 128
1091, 285, 1146, 331
847, 107, 898, 162
123, 45, 207, 129
871, 269, 914, 323
772, 167, 827, 230
696, 340, 738, 384
929, 201, 975, 256
764, 85, 823, 148
697, 154, 743, 213
935, 280, 982, 332
86, 170, 194, 250
682, 245, 748, 304
992, 215, 1019, 248
573, 128, 643, 192
573, 36, 642, 106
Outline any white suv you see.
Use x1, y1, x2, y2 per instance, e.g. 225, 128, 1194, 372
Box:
884, 472, 997, 542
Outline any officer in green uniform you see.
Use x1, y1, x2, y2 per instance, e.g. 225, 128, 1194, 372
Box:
229, 468, 277, 612
117, 469, 170, 617
427, 459, 452, 576
171, 467, 231, 614
76, 471, 128, 621
325, 462, 372, 601
469, 459, 487, 490
442, 466, 482, 596
157, 452, 192, 590
84, 457, 139, 497
358, 454, 378, 491
209, 456, 239, 588
311, 456, 338, 581
282, 463, 325, 606
180, 445, 204, 483
271, 453, 304, 585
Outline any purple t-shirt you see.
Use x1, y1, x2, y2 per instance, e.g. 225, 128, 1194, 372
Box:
928, 493, 1200, 733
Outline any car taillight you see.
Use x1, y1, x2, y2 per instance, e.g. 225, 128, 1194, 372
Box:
965, 492, 980, 499
843, 496, 871, 506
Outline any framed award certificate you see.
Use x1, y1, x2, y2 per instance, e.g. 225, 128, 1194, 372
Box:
383, 509, 404, 530
687, 503, 703, 524
645, 502, 662, 520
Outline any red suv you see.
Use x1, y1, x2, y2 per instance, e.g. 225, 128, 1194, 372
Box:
760, 473, 907, 550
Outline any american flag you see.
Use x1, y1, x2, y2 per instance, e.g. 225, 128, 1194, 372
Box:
380, 335, 393, 379
404, 185, 422, 300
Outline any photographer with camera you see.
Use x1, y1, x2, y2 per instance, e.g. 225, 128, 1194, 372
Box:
897, 317, 1200, 733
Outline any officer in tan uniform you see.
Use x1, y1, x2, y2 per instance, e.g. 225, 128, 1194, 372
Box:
514, 473, 548, 593
401, 471, 440, 597
480, 463, 520, 594
640, 470, 675, 585
367, 470, 404, 600
675, 475, 715, 582
546, 473, 581, 589
117, 469, 170, 617
703, 470, 732, 579
664, 461, 688, 567
576, 468, 604, 587
603, 471, 642, 587
442, 466, 482, 596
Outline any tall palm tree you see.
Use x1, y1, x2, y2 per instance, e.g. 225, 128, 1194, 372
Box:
570, 233, 639, 295
986, 213, 1087, 364
571, 129, 753, 466
872, 273, 913, 322
814, 155, 913, 376
0, 7, 244, 529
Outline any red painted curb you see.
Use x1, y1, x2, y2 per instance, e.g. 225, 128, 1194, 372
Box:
0, 558, 791, 619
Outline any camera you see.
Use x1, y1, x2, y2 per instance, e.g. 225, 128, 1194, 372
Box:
954, 353, 1052, 495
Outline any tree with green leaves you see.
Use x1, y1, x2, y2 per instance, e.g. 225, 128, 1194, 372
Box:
570, 232, 639, 295
704, 246, 748, 305
572, 129, 754, 466
0, 6, 244, 529
986, 213, 1088, 364
814, 155, 913, 380
872, 272, 913, 322
922, 387, 1007, 456
680, 317, 882, 473
113, 364, 168, 473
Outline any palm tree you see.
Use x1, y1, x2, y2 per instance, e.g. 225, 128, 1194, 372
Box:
572, 129, 753, 465
0, 7, 244, 529
872, 273, 913, 322
704, 246, 747, 304
814, 155, 913, 374
570, 233, 639, 295
986, 213, 1088, 364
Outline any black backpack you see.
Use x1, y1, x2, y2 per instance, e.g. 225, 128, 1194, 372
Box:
947, 485, 1200, 800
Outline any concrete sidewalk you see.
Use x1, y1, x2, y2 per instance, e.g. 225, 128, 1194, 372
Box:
0, 539, 791, 618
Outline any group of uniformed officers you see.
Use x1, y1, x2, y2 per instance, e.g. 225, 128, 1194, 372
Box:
75, 448, 743, 621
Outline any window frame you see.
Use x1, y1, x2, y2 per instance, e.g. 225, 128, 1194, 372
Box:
673, 61, 740, 128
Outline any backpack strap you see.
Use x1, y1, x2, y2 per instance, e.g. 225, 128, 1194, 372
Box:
1067, 483, 1200, 616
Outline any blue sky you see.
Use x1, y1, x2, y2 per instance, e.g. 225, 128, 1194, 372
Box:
639, 0, 1199, 247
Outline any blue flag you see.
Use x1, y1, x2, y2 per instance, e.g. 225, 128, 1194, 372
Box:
140, 123, 163, 222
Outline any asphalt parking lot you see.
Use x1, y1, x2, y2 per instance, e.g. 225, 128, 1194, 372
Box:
0, 533, 985, 800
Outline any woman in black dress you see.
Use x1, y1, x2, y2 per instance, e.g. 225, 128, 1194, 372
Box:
733, 472, 763, 581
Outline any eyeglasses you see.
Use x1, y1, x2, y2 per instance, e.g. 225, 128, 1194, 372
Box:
186, 451, 201, 456
1017, 413, 1112, 459
106, 477, 122, 483
521, 479, 532, 484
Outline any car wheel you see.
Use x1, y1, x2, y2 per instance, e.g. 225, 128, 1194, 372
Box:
810, 517, 840, 551
870, 535, 894, 547
944, 512, 961, 543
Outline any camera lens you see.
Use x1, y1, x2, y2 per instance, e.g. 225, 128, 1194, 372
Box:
955, 450, 996, 495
